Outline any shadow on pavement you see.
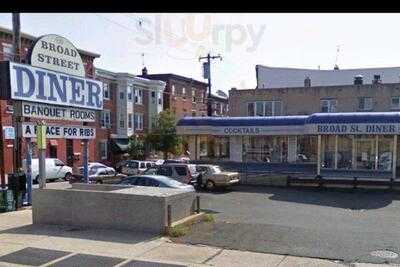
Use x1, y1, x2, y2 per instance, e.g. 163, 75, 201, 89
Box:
229, 185, 400, 210
0, 223, 160, 245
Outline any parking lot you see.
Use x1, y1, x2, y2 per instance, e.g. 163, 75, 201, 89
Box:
177, 185, 400, 264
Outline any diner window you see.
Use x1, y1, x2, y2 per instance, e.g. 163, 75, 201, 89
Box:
297, 136, 317, 162
321, 135, 335, 168
337, 135, 353, 169
378, 136, 393, 171
321, 99, 337, 113
100, 110, 111, 128
358, 97, 373, 111
391, 96, 400, 110
103, 83, 110, 100
247, 102, 255, 116
199, 136, 208, 157
355, 135, 375, 170
243, 136, 287, 163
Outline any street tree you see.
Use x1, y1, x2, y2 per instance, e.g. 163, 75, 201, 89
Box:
146, 110, 182, 159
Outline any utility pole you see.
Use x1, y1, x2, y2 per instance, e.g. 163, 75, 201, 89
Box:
12, 13, 22, 175
199, 53, 222, 116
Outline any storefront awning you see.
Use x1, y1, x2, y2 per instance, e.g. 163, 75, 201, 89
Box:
110, 138, 129, 153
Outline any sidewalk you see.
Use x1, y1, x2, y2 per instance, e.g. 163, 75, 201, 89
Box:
0, 210, 396, 267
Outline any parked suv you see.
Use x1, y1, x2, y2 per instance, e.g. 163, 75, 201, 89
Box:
22, 158, 73, 184
156, 163, 200, 184
120, 160, 154, 175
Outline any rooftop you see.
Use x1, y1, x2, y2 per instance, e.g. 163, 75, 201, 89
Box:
256, 65, 400, 88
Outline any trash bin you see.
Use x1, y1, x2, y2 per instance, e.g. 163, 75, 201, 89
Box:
0, 189, 15, 212
8, 173, 26, 209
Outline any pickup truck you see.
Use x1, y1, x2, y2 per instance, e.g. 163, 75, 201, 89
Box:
196, 164, 240, 190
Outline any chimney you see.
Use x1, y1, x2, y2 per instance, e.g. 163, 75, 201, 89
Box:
142, 66, 148, 76
373, 74, 381, 84
304, 76, 311, 87
354, 75, 363, 85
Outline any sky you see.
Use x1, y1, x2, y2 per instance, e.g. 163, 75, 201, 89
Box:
1, 13, 400, 94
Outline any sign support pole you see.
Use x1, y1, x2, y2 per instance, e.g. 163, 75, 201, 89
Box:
37, 121, 46, 189
83, 140, 89, 183
26, 138, 32, 204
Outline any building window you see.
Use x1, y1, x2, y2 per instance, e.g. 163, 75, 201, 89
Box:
134, 89, 143, 104
256, 101, 264, 116
128, 113, 133, 129
100, 110, 111, 128
134, 113, 143, 130
171, 85, 175, 95
2, 43, 13, 61
103, 83, 110, 100
119, 114, 125, 128
158, 92, 162, 105
321, 99, 337, 113
247, 102, 255, 116
391, 96, 400, 110
127, 85, 133, 101
248, 101, 282, 116
192, 88, 196, 102
192, 110, 196, 117
120, 91, 125, 100
358, 97, 373, 111
99, 141, 108, 160
181, 87, 186, 100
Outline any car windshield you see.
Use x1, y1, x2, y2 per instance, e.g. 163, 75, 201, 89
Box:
210, 166, 222, 174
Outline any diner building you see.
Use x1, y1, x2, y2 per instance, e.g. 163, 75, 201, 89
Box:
177, 113, 400, 179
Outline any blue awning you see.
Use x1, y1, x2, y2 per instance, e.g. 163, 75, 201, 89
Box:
306, 112, 400, 124
177, 116, 308, 127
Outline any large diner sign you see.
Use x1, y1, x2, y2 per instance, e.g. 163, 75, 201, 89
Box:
21, 102, 96, 122
22, 123, 95, 139
29, 34, 85, 77
312, 123, 400, 135
9, 62, 103, 110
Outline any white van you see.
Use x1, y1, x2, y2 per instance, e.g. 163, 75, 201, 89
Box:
22, 158, 73, 183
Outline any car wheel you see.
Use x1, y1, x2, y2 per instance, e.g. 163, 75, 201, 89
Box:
64, 173, 72, 181
205, 180, 215, 190
96, 180, 103, 184
33, 175, 39, 185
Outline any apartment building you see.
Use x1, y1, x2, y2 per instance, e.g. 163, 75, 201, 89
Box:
139, 67, 208, 119
95, 68, 165, 164
210, 90, 229, 117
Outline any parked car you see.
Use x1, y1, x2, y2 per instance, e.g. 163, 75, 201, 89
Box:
119, 160, 154, 175
71, 164, 126, 184
117, 175, 194, 191
196, 164, 240, 190
156, 163, 200, 185
163, 157, 190, 164
22, 158, 73, 184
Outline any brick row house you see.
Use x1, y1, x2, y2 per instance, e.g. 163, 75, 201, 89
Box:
139, 68, 208, 119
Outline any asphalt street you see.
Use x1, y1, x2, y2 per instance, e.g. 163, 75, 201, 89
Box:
178, 185, 400, 264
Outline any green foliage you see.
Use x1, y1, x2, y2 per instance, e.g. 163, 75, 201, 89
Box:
204, 213, 215, 223
145, 110, 183, 159
169, 224, 189, 237
128, 135, 145, 160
